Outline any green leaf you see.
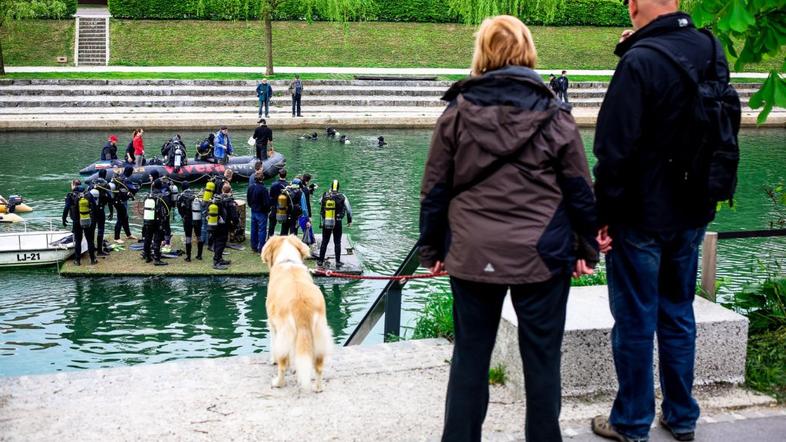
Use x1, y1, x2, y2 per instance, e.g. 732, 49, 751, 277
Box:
718, 0, 757, 33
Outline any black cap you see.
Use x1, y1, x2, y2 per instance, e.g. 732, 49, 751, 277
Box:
150, 170, 160, 180
123, 166, 134, 177
258, 119, 266, 125
98, 169, 107, 179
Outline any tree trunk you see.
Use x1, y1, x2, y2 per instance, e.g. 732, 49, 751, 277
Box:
264, 12, 273, 76
0, 33, 5, 76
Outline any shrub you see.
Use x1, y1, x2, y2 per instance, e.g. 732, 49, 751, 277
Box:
489, 364, 507, 385
412, 292, 454, 341
723, 276, 786, 333
107, 0, 628, 26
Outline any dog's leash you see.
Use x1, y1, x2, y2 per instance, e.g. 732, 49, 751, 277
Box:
310, 269, 448, 281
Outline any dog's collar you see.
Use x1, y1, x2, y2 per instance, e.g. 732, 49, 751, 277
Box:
273, 258, 303, 266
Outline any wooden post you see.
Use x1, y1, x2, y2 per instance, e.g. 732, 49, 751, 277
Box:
701, 232, 718, 302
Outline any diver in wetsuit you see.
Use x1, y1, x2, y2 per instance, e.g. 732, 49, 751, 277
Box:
317, 179, 353, 268
62, 179, 98, 266
89, 169, 115, 256
112, 166, 139, 244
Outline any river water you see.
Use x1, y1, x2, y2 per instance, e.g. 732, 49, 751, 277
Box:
0, 128, 783, 376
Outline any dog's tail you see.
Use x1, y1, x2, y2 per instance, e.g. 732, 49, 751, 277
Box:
294, 312, 315, 389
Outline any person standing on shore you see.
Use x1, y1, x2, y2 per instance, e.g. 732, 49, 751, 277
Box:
548, 73, 559, 96
557, 70, 570, 103
256, 78, 273, 118
419, 15, 598, 441
133, 128, 145, 167
288, 75, 303, 117
590, 0, 740, 440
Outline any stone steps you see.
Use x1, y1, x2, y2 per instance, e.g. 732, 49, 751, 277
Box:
76, 15, 107, 66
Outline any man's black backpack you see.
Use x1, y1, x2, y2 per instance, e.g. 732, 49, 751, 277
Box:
634, 29, 741, 205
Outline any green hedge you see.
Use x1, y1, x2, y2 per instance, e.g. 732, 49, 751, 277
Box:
107, 0, 627, 26
14, 0, 77, 19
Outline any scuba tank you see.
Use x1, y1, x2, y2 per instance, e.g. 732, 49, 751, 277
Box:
78, 193, 91, 228
323, 197, 336, 230
203, 180, 216, 203
207, 198, 220, 231
143, 196, 157, 225
191, 197, 202, 221
276, 193, 288, 222
174, 145, 184, 168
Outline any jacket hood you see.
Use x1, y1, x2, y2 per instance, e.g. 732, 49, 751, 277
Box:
443, 65, 559, 157
615, 12, 694, 57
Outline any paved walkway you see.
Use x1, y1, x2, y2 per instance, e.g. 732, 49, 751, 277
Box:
4, 66, 772, 78
0, 339, 782, 441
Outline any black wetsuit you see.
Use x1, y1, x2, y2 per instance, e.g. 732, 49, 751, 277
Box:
112, 175, 137, 240
62, 189, 97, 264
91, 181, 114, 253
177, 189, 203, 261
318, 191, 352, 265
143, 193, 167, 263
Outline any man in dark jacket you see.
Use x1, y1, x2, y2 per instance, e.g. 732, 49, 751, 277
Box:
62, 179, 98, 266
256, 78, 273, 118
247, 170, 271, 253
267, 169, 289, 238
252, 119, 273, 161
548, 73, 559, 96
557, 70, 569, 102
590, 2, 738, 441
113, 165, 139, 243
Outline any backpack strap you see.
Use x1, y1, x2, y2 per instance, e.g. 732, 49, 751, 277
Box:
632, 39, 700, 86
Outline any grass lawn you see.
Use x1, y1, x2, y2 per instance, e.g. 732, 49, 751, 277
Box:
1, 20, 73, 66
3, 20, 781, 72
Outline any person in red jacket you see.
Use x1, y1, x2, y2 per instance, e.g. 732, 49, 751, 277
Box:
133, 128, 145, 167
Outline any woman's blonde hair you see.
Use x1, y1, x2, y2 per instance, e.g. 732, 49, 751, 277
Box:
470, 15, 537, 76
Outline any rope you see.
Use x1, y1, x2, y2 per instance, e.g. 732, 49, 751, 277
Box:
311, 269, 448, 281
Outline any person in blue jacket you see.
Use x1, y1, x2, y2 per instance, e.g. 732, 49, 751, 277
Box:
256, 78, 273, 118
214, 127, 233, 165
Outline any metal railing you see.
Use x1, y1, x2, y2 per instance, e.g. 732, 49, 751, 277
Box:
701, 228, 786, 301
344, 244, 421, 346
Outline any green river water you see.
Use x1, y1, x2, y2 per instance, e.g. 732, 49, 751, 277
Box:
0, 128, 783, 376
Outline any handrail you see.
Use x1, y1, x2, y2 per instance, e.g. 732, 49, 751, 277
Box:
344, 243, 422, 346
701, 228, 786, 301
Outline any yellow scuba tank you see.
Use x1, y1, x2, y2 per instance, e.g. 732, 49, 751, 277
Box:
143, 197, 156, 225
323, 198, 336, 230
203, 180, 216, 202
78, 194, 91, 228
207, 199, 219, 231
276, 193, 288, 222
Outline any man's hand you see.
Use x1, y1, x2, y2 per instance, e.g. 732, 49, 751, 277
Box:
619, 29, 635, 43
429, 260, 445, 274
62, 219, 68, 227
597, 225, 613, 254
108, 213, 114, 221
572, 259, 594, 279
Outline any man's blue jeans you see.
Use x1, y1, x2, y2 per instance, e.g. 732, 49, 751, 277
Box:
258, 98, 269, 117
607, 225, 705, 440
250, 210, 268, 252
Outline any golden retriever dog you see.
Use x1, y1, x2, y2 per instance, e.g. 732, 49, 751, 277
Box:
261, 235, 332, 392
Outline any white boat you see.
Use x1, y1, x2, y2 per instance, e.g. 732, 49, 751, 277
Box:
0, 220, 86, 267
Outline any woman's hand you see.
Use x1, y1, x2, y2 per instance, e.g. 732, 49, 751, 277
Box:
430, 260, 445, 274
572, 259, 594, 279
597, 225, 613, 254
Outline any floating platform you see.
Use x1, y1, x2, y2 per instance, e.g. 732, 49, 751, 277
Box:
59, 233, 362, 277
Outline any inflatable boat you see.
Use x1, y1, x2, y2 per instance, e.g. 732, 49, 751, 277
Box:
81, 153, 286, 185
0, 195, 33, 214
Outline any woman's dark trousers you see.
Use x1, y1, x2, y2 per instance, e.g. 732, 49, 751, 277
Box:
442, 275, 570, 442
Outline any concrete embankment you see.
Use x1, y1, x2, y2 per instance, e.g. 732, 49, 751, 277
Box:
0, 79, 782, 130
1, 286, 782, 440
0, 339, 781, 441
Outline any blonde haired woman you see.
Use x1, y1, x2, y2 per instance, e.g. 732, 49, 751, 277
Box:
419, 16, 599, 441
